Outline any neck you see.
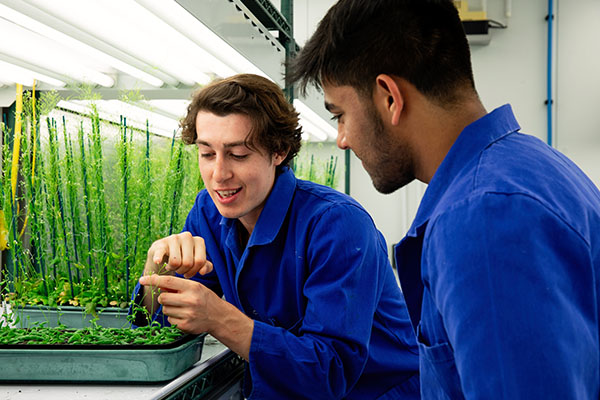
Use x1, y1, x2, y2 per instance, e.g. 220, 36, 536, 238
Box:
412, 96, 487, 183
237, 220, 251, 248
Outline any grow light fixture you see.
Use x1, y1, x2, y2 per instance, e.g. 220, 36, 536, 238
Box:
0, 59, 66, 87
135, 0, 270, 80
39, 0, 211, 87
294, 99, 338, 142
0, 0, 165, 87
0, 3, 116, 87
57, 99, 180, 138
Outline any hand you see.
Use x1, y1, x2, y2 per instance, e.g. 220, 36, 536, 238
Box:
139, 274, 217, 334
146, 232, 213, 279
139, 274, 254, 360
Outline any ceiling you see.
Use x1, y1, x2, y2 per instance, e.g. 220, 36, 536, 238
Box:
0, 0, 336, 141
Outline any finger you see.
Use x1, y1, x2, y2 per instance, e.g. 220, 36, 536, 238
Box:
192, 236, 207, 270
166, 316, 186, 331
157, 292, 182, 307
198, 260, 213, 275
139, 274, 191, 292
149, 239, 169, 267
165, 234, 184, 270
177, 235, 207, 278
162, 306, 185, 320
174, 233, 197, 277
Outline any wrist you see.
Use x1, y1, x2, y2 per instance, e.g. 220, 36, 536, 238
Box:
207, 296, 254, 360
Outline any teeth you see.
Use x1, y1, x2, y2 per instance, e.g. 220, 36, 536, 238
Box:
217, 189, 239, 198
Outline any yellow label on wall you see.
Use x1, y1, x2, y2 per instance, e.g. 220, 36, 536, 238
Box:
453, 0, 487, 21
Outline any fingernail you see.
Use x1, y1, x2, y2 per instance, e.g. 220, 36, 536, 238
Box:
139, 276, 148, 285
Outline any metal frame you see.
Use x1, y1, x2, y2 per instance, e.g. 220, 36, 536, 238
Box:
238, 0, 297, 99
151, 350, 245, 400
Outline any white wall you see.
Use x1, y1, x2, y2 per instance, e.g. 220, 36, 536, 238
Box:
292, 0, 600, 252
555, 0, 600, 185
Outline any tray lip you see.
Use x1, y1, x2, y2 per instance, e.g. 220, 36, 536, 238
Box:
13, 304, 128, 314
0, 331, 207, 351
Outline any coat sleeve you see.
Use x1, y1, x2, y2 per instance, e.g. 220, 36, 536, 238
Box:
246, 204, 390, 399
423, 192, 598, 399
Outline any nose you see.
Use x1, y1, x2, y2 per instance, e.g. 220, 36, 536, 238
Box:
213, 155, 232, 182
336, 127, 349, 150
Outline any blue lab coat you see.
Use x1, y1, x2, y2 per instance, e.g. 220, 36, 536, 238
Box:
396, 105, 600, 399
135, 167, 420, 399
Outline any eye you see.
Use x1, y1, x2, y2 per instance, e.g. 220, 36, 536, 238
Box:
330, 114, 342, 122
231, 154, 248, 160
200, 152, 215, 159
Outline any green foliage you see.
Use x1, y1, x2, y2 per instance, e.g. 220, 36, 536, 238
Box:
294, 144, 340, 189
1, 92, 201, 312
0, 324, 184, 345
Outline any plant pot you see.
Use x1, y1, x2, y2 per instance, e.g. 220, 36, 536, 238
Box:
10, 304, 130, 329
0, 333, 206, 382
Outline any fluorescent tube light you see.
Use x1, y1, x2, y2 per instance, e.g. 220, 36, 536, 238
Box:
134, 0, 269, 79
294, 99, 338, 141
24, 0, 210, 87
0, 1, 164, 87
298, 115, 328, 142
58, 99, 179, 138
0, 59, 66, 87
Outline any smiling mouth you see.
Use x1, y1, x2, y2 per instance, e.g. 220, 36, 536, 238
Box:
216, 188, 241, 198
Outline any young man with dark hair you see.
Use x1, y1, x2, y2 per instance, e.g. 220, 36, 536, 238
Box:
134, 74, 420, 399
289, 0, 600, 398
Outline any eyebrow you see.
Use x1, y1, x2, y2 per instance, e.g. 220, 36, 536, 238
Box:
195, 140, 247, 149
324, 101, 335, 112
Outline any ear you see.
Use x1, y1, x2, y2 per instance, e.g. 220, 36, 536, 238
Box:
273, 151, 288, 166
374, 74, 404, 126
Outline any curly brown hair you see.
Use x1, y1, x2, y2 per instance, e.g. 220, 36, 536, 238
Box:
180, 74, 302, 167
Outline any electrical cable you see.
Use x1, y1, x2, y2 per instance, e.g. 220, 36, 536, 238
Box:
488, 19, 508, 29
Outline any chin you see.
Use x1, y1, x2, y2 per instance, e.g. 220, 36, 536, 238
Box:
372, 176, 414, 194
213, 205, 240, 219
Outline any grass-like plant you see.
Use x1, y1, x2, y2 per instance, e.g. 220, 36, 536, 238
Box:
1, 91, 201, 315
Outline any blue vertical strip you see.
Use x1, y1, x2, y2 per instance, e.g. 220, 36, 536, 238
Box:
547, 0, 554, 146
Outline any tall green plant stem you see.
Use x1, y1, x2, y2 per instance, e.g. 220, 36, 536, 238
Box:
78, 122, 94, 277
47, 118, 75, 298
90, 106, 109, 296
62, 116, 82, 283
121, 117, 131, 299
168, 142, 185, 235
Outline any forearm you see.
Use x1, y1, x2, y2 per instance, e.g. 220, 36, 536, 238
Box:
207, 297, 254, 361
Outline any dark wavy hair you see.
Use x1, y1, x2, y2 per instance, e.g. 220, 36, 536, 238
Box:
180, 74, 302, 167
287, 0, 476, 106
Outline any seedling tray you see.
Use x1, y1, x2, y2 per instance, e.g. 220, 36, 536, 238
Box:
0, 333, 206, 382
11, 305, 129, 329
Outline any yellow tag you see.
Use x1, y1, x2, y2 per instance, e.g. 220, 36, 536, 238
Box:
0, 210, 8, 250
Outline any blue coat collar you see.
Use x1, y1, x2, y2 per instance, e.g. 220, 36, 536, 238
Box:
406, 104, 521, 238
220, 166, 296, 247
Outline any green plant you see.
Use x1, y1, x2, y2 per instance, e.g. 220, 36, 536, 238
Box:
293, 144, 339, 189
0, 324, 184, 346
2, 91, 202, 314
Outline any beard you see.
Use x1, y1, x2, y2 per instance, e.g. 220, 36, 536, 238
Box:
362, 101, 415, 194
